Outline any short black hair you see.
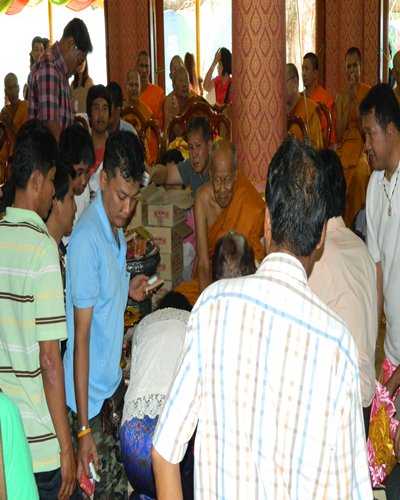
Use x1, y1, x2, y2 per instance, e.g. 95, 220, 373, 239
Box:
86, 84, 111, 121
62, 18, 93, 55
58, 124, 95, 178
103, 130, 145, 183
266, 137, 328, 257
12, 120, 58, 190
162, 148, 184, 165
106, 81, 123, 109
303, 52, 318, 70
188, 116, 212, 143
212, 231, 256, 281
220, 47, 232, 76
54, 165, 72, 202
345, 46, 361, 62
360, 83, 400, 132
157, 291, 192, 312
319, 149, 346, 218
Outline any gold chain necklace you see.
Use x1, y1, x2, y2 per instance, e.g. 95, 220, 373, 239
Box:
383, 169, 400, 216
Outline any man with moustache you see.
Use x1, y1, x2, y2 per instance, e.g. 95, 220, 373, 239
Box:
0, 120, 76, 499
63, 130, 148, 497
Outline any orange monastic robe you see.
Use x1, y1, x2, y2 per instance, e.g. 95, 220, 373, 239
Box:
176, 171, 265, 305
288, 96, 323, 149
336, 82, 370, 228
140, 83, 164, 130
0, 99, 28, 181
308, 84, 337, 146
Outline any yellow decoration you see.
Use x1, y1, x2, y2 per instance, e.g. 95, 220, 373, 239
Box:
369, 404, 397, 474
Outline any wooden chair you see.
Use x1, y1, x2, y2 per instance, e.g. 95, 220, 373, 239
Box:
121, 106, 162, 164
316, 102, 332, 148
287, 115, 309, 141
74, 114, 89, 130
167, 99, 232, 145
0, 121, 11, 185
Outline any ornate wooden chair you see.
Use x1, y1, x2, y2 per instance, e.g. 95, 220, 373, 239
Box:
121, 106, 162, 164
316, 102, 333, 148
287, 115, 310, 141
74, 114, 89, 130
0, 121, 11, 185
167, 99, 232, 145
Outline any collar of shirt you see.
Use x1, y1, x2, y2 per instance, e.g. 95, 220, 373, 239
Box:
92, 189, 125, 250
377, 162, 400, 186
259, 252, 308, 287
4, 206, 50, 236
326, 216, 346, 232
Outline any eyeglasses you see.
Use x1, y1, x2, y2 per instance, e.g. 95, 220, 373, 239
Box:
74, 45, 85, 66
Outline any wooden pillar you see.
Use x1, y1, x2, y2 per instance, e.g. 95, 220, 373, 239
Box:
232, 0, 286, 190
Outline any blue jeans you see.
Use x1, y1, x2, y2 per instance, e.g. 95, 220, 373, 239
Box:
34, 468, 61, 499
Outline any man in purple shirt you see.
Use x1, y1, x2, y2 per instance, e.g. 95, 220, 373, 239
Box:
28, 18, 92, 142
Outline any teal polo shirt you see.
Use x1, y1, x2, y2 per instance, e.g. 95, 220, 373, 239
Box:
63, 190, 130, 418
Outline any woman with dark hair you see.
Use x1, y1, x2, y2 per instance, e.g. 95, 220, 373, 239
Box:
203, 47, 232, 105
70, 58, 94, 113
184, 52, 203, 96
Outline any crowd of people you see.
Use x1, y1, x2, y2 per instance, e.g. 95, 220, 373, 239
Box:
1, 13, 400, 500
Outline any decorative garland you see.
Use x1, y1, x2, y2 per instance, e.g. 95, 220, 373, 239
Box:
0, 0, 103, 15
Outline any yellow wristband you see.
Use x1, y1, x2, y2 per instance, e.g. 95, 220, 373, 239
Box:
77, 427, 92, 439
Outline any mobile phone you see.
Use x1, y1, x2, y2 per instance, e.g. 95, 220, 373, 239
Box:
145, 274, 164, 294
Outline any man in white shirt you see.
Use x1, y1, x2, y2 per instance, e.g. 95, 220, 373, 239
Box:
309, 148, 377, 435
151, 138, 372, 499
361, 84, 400, 367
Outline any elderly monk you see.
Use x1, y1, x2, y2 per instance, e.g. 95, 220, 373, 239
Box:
302, 52, 337, 146
335, 47, 370, 228
136, 50, 164, 129
126, 68, 157, 164
392, 50, 400, 105
176, 139, 265, 305
164, 66, 201, 138
0, 73, 28, 182
286, 63, 323, 149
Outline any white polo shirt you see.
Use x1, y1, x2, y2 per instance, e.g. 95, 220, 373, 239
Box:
366, 164, 400, 364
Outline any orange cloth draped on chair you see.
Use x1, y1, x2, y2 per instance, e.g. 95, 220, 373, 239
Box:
336, 82, 370, 228
140, 83, 164, 130
308, 85, 337, 146
0, 99, 27, 181
176, 172, 265, 306
288, 96, 323, 149
124, 98, 158, 164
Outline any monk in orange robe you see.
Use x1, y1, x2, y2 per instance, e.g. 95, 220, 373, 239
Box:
176, 140, 265, 306
286, 64, 323, 150
302, 52, 337, 146
126, 68, 158, 164
335, 47, 370, 228
0, 73, 28, 182
136, 50, 164, 129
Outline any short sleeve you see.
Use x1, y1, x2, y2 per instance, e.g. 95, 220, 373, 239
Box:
366, 181, 381, 263
35, 238, 67, 342
177, 159, 191, 185
67, 229, 100, 309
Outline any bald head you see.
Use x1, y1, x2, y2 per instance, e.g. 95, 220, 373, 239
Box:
173, 66, 190, 100
136, 51, 150, 88
4, 73, 19, 105
210, 140, 237, 208
126, 68, 141, 105
169, 55, 184, 80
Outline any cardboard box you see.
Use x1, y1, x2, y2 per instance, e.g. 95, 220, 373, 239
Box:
158, 251, 183, 280
145, 222, 192, 254
126, 183, 158, 229
146, 189, 193, 227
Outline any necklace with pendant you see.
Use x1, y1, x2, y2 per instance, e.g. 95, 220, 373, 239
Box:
383, 169, 400, 216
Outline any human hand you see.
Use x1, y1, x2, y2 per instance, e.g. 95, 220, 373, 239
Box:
129, 274, 148, 302
58, 444, 77, 499
213, 50, 221, 65
348, 74, 357, 101
76, 433, 99, 486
